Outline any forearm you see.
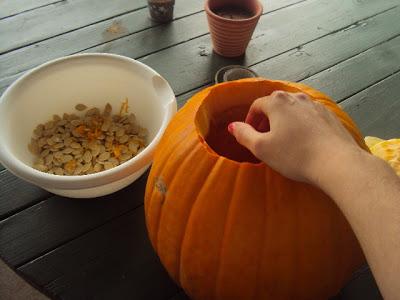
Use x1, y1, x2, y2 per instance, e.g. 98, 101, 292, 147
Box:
315, 149, 400, 299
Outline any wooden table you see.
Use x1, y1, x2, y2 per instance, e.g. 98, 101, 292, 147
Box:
0, 0, 399, 299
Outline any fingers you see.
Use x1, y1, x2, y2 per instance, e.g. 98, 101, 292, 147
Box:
228, 122, 267, 155
291, 92, 311, 101
247, 92, 311, 122
245, 96, 271, 126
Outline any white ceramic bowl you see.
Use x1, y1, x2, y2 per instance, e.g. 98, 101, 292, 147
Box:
0, 54, 177, 198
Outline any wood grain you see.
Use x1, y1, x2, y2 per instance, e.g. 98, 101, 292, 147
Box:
139, 0, 400, 96
0, 0, 303, 87
0, 0, 203, 78
0, 0, 147, 54
0, 170, 50, 220
18, 206, 180, 300
252, 6, 400, 83
0, 171, 148, 267
176, 5, 400, 106
0, 0, 61, 20
302, 36, 400, 102
342, 71, 400, 138
1, 0, 397, 95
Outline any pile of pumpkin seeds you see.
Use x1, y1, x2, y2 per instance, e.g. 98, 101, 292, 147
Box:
28, 99, 148, 175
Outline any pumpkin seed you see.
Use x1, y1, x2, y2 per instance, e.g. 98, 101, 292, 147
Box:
29, 101, 147, 175
54, 151, 63, 159
86, 107, 100, 116
75, 104, 87, 111
115, 128, 125, 137
71, 119, 82, 126
34, 164, 48, 172
119, 153, 132, 161
63, 147, 73, 154
53, 143, 64, 149
118, 135, 129, 144
40, 149, 50, 158
62, 155, 73, 163
91, 145, 101, 158
73, 163, 84, 175
93, 163, 103, 173
108, 157, 119, 166
70, 142, 81, 149
81, 163, 92, 173
128, 141, 139, 153
45, 154, 54, 165
72, 149, 82, 156
53, 167, 64, 176
83, 151, 92, 163
44, 121, 55, 130
98, 152, 110, 161
103, 103, 112, 116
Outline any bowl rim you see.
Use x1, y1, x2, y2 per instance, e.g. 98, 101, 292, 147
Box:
0, 53, 177, 190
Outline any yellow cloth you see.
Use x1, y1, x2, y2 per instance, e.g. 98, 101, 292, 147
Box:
365, 136, 400, 176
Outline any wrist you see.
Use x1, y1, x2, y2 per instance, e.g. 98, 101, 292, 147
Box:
307, 145, 374, 190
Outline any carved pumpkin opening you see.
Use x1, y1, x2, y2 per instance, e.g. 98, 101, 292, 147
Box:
195, 88, 267, 163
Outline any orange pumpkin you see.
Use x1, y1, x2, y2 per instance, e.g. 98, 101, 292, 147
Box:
145, 79, 366, 300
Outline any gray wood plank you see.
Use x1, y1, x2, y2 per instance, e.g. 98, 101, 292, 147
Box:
252, 6, 400, 83
176, 4, 400, 107
176, 7, 400, 108
139, 0, 400, 96
0, 0, 148, 54
0, 0, 203, 78
0, 0, 303, 84
342, 71, 400, 138
1, 0, 397, 95
0, 171, 148, 267
0, 0, 61, 19
302, 35, 400, 102
18, 206, 180, 300
0, 170, 50, 220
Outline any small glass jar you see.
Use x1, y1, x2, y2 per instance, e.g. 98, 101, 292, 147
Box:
148, 0, 175, 23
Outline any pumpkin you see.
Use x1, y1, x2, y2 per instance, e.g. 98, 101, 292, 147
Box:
145, 78, 367, 300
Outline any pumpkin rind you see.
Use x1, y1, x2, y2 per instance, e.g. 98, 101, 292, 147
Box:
145, 79, 366, 300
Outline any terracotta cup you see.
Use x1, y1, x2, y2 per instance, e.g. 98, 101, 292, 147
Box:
205, 0, 263, 57
148, 0, 175, 23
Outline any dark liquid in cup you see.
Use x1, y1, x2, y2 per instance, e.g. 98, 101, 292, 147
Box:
213, 6, 254, 20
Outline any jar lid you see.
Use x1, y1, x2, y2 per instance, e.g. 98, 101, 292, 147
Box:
215, 65, 258, 84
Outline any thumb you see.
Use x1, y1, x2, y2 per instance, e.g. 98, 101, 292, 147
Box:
228, 122, 265, 154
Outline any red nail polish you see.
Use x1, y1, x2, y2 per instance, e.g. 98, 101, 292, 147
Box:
227, 122, 235, 134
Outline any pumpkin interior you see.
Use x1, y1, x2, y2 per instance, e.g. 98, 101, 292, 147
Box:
195, 87, 269, 163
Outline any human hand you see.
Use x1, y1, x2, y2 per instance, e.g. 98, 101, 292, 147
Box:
228, 91, 362, 183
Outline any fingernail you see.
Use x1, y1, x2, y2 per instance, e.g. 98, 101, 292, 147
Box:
227, 122, 235, 134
